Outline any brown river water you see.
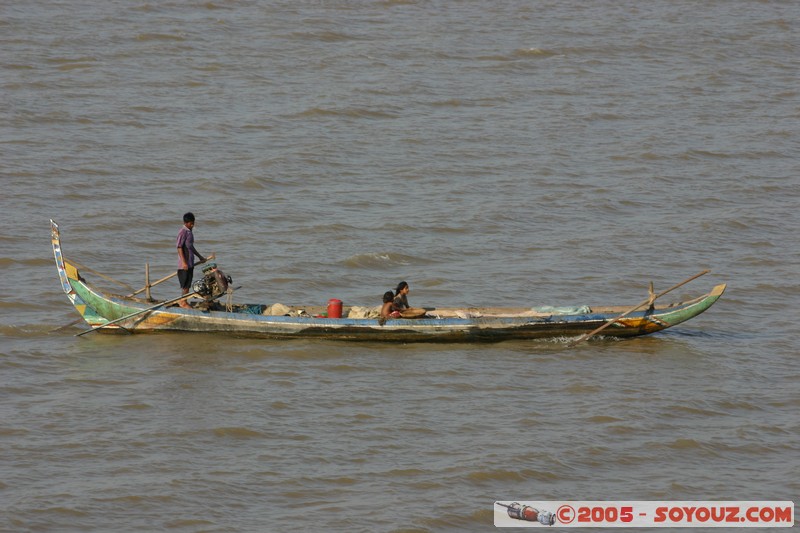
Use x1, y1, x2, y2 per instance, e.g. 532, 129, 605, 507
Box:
1, 1, 798, 531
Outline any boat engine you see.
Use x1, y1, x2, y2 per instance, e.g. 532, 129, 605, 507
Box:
192, 263, 232, 300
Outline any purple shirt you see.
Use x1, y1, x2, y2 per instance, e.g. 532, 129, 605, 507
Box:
177, 226, 195, 269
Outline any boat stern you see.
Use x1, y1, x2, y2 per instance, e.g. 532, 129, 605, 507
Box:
614, 283, 727, 336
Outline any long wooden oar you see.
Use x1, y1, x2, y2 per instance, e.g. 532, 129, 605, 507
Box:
76, 292, 200, 337
567, 270, 710, 347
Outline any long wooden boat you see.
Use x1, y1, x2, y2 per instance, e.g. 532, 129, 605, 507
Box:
51, 221, 725, 343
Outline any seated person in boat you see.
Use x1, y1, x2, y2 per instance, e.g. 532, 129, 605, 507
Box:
392, 281, 426, 318
393, 281, 410, 309
381, 291, 401, 319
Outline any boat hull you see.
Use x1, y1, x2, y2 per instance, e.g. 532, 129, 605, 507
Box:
52, 220, 725, 342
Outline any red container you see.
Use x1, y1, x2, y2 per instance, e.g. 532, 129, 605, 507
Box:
327, 298, 343, 319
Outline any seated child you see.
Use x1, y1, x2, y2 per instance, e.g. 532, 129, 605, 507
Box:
380, 291, 401, 319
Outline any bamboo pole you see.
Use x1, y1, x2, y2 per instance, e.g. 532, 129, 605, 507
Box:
567, 270, 710, 347
128, 271, 177, 297
126, 254, 215, 298
145, 262, 152, 301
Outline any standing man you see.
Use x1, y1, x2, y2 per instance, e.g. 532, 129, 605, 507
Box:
177, 212, 206, 309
